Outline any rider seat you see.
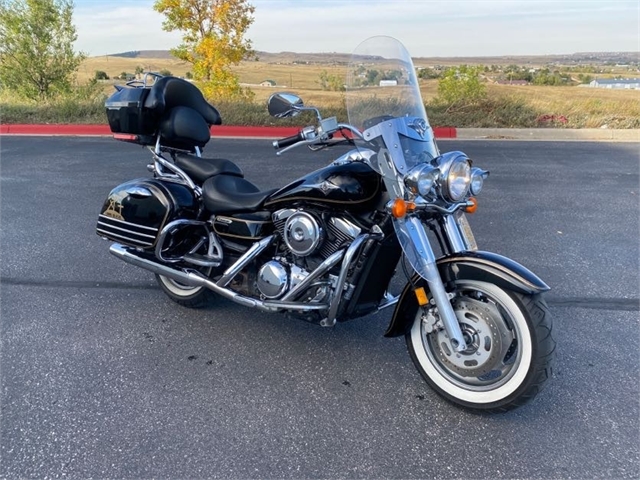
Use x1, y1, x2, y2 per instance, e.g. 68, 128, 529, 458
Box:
202, 174, 277, 214
174, 153, 244, 184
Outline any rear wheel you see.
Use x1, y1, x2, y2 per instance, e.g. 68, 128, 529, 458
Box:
155, 273, 215, 308
406, 279, 555, 412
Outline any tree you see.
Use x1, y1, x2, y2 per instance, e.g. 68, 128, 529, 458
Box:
159, 68, 173, 77
153, 0, 255, 100
94, 70, 109, 80
135, 65, 144, 75
436, 65, 486, 107
0, 0, 85, 100
317, 70, 344, 91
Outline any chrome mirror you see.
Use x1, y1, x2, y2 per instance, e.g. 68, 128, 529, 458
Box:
268, 92, 304, 118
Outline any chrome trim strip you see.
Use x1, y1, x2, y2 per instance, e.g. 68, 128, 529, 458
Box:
97, 229, 153, 246
97, 221, 157, 239
98, 214, 158, 232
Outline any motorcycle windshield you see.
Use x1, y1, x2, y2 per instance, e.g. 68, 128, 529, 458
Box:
346, 36, 440, 281
345, 36, 439, 168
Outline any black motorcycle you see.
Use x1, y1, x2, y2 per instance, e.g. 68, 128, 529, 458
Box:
98, 36, 555, 411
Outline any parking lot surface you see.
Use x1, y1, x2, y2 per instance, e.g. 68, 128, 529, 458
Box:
1, 137, 638, 478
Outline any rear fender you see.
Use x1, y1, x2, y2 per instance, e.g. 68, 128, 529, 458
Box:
384, 251, 549, 337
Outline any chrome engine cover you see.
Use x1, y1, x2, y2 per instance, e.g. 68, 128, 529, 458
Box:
283, 211, 323, 257
257, 260, 289, 299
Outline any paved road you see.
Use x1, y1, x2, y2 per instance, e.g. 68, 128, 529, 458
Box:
1, 137, 638, 478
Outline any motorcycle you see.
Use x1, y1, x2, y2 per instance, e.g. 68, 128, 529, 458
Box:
98, 36, 555, 411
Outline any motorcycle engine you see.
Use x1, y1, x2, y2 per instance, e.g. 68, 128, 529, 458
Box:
256, 260, 308, 299
257, 208, 362, 301
283, 210, 324, 256
273, 208, 361, 259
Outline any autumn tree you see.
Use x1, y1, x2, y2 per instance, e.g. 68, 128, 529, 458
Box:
153, 0, 255, 100
0, 0, 85, 100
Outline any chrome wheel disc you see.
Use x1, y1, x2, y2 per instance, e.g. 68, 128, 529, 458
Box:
423, 287, 523, 392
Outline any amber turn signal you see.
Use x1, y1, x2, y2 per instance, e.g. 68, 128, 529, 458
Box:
464, 197, 478, 214
390, 199, 418, 218
391, 198, 407, 218
414, 287, 428, 306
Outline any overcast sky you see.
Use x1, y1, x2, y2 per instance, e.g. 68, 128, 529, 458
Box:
74, 0, 639, 57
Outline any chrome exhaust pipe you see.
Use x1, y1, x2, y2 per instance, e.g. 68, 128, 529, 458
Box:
109, 243, 329, 313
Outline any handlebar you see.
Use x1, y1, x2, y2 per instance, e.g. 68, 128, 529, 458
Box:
272, 131, 305, 149
271, 123, 364, 156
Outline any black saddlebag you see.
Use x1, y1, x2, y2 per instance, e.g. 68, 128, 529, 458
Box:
96, 179, 198, 249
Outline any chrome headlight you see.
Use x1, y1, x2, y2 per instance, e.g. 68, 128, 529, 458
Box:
444, 158, 471, 201
404, 163, 439, 197
470, 167, 489, 196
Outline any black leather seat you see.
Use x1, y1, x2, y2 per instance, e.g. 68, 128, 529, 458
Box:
202, 174, 277, 213
175, 153, 243, 184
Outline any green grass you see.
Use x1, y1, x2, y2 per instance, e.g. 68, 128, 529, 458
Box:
0, 91, 107, 124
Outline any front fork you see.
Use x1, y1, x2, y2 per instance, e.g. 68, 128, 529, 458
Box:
403, 215, 470, 352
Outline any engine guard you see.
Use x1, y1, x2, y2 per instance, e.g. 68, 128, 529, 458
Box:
384, 251, 550, 338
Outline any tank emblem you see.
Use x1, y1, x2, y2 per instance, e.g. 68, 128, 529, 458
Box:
320, 181, 337, 194
104, 199, 125, 221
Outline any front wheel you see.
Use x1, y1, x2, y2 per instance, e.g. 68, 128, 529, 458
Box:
406, 280, 555, 412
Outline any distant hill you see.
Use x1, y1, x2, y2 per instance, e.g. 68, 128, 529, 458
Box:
104, 50, 638, 66
109, 50, 174, 59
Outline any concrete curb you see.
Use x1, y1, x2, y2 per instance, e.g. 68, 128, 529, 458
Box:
0, 124, 456, 139
456, 128, 640, 142
1, 124, 638, 142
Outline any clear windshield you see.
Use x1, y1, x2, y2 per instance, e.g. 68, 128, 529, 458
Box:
346, 36, 426, 129
345, 36, 439, 168
346, 36, 441, 283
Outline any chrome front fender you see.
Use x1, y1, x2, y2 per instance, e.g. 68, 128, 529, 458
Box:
384, 251, 550, 337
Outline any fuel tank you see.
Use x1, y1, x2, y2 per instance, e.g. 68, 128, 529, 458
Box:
264, 162, 381, 210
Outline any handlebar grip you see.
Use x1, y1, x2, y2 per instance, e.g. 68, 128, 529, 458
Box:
273, 131, 304, 149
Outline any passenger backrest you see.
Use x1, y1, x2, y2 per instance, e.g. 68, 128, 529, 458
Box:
144, 76, 222, 126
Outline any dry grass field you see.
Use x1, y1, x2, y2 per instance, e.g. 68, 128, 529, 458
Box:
2, 54, 637, 128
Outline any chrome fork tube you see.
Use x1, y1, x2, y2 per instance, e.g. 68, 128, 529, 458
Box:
443, 214, 467, 254
405, 217, 467, 352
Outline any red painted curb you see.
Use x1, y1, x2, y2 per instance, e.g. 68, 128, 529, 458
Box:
0, 124, 457, 138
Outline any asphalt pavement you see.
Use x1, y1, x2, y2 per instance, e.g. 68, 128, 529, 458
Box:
1, 136, 639, 478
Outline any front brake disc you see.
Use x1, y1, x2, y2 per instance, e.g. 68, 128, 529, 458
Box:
427, 297, 513, 378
